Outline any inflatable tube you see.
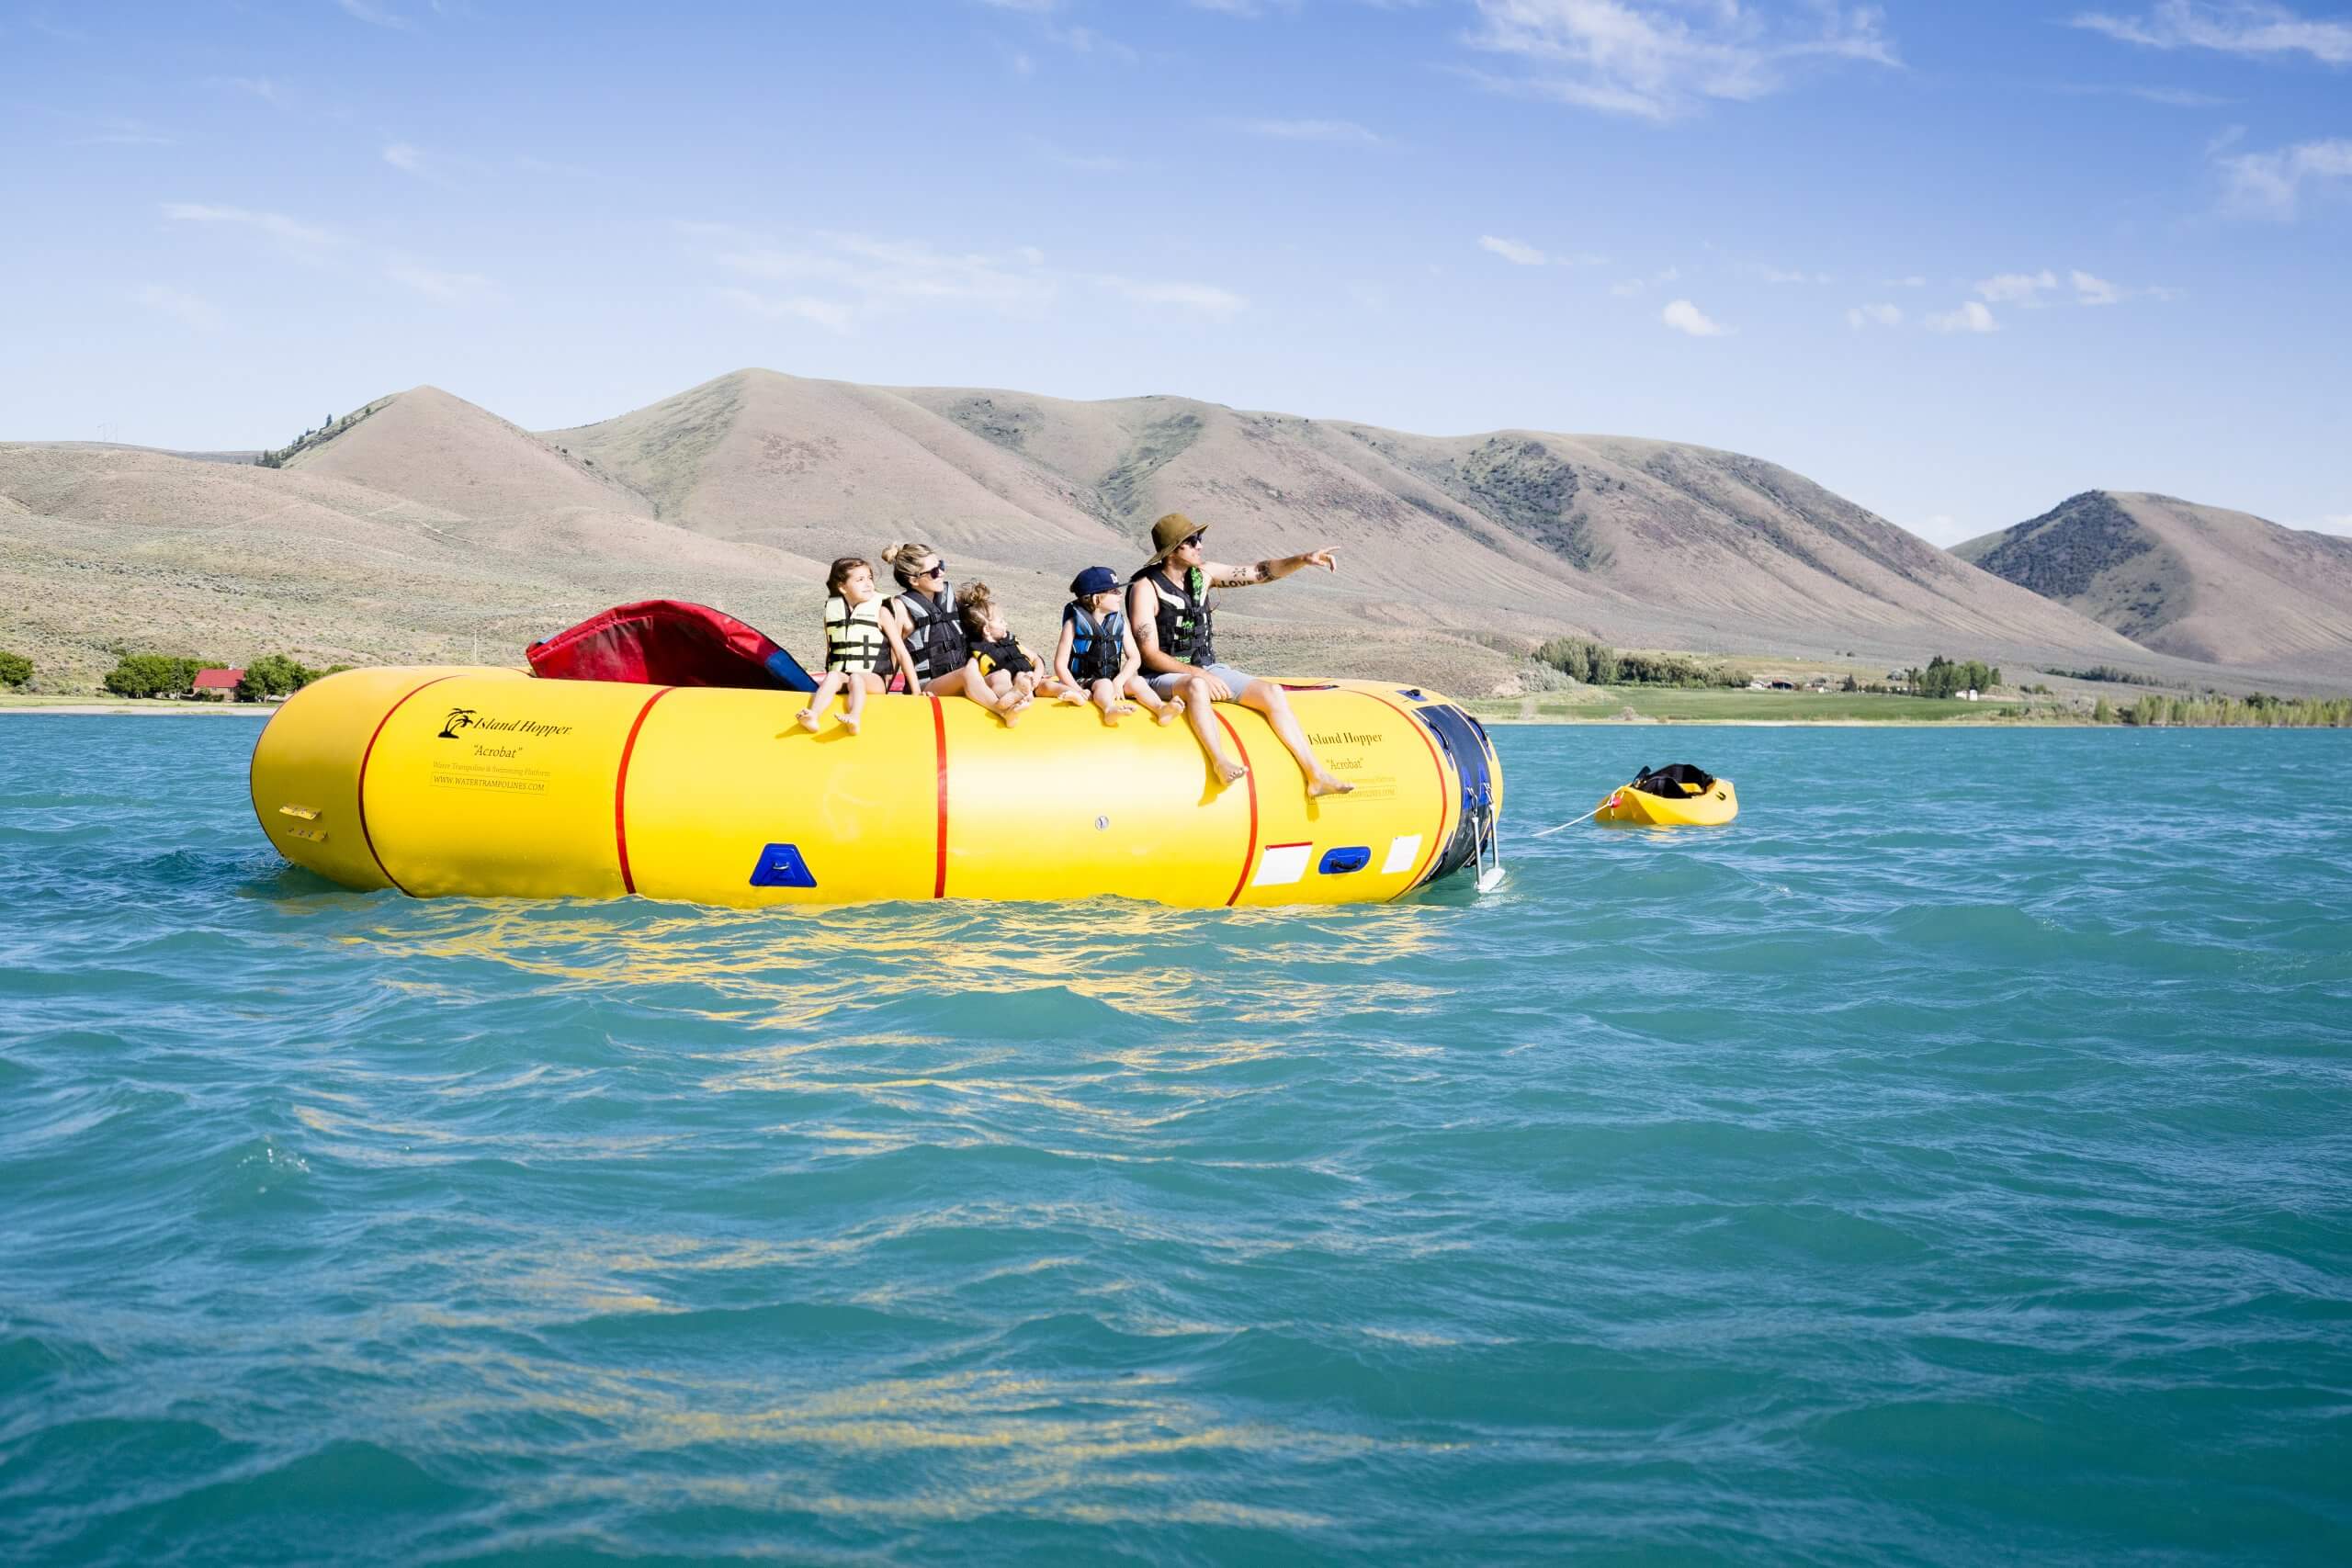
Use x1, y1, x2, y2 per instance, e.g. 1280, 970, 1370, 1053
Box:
249, 668, 1503, 908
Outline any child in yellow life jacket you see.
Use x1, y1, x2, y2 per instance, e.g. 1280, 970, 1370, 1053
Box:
799, 556, 915, 736
1054, 566, 1184, 727
956, 583, 1080, 715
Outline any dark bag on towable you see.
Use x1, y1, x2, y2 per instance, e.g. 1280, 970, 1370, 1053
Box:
1631, 762, 1716, 797
526, 600, 815, 691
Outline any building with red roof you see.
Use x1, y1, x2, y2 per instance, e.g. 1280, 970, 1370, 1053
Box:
189, 667, 244, 699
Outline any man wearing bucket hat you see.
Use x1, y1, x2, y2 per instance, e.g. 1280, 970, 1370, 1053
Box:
1128, 512, 1354, 796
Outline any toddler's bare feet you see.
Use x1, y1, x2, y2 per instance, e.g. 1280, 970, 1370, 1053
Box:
1154, 700, 1182, 727
840, 713, 861, 735
796, 707, 820, 733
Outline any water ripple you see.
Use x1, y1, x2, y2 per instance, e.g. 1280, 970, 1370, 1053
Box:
3, 718, 2349, 1564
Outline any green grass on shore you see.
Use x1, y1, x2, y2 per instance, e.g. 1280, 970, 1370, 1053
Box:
1465, 687, 2030, 724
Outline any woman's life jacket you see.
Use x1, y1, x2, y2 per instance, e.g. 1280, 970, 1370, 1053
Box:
1132, 565, 1214, 668
1063, 603, 1128, 682
822, 594, 888, 675
893, 583, 968, 682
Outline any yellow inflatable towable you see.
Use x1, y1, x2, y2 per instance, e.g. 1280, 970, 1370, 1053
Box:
1593, 763, 1738, 827
250, 668, 1504, 908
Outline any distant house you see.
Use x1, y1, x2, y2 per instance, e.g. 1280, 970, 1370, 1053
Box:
1959, 688, 1979, 702
189, 667, 243, 700
1768, 680, 1795, 691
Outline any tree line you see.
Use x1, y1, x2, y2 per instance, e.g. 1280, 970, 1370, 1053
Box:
1904, 655, 2002, 698
101, 652, 344, 702
1533, 637, 1750, 689
2101, 693, 2352, 728
254, 400, 385, 468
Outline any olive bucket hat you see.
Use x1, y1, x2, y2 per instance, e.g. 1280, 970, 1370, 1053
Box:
1148, 512, 1206, 563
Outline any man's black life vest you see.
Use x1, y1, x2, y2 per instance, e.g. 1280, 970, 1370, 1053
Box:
1133, 564, 1214, 667
893, 585, 967, 682
1063, 603, 1126, 682
822, 594, 888, 675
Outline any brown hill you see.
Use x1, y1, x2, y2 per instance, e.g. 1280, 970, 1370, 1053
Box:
546, 369, 2138, 665
6, 367, 2201, 696
1955, 491, 2352, 671
0, 440, 821, 689
893, 383, 2139, 660
289, 385, 650, 520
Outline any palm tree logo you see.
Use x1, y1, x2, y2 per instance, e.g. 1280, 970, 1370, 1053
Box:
438, 707, 478, 739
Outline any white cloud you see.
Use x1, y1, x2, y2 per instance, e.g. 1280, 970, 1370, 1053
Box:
2071, 269, 2122, 305
2069, 2, 2352, 64
1480, 234, 1550, 265
1926, 300, 1999, 333
73, 116, 176, 147
1464, 0, 1900, 120
1048, 25, 1137, 60
1846, 302, 1903, 328
385, 260, 499, 303
1975, 269, 2059, 303
132, 285, 226, 333
1660, 298, 1731, 336
698, 229, 1244, 325
716, 288, 856, 333
1229, 118, 1385, 144
1611, 263, 1680, 296
162, 202, 337, 251
335, 0, 411, 28
1761, 265, 1833, 284
383, 142, 426, 175
1091, 276, 1247, 316
2216, 136, 2352, 218
207, 75, 283, 104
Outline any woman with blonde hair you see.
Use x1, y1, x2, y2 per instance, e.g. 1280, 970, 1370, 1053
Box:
877, 542, 1027, 724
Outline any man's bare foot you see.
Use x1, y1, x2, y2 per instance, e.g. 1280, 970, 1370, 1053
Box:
1214, 758, 1250, 787
1157, 698, 1184, 727
796, 707, 820, 733
1306, 772, 1355, 797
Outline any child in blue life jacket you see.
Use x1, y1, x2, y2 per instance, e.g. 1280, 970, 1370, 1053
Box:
799, 556, 915, 736
1053, 567, 1184, 727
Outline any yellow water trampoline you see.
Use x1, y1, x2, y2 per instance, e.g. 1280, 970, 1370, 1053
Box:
249, 664, 1505, 908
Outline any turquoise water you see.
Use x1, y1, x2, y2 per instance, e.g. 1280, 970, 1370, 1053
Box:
4, 715, 2349, 1565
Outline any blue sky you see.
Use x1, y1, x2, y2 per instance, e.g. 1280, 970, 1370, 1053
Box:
5, 0, 2347, 544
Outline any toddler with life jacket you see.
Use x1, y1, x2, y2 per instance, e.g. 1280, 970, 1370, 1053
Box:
1053, 566, 1184, 728
956, 582, 1087, 712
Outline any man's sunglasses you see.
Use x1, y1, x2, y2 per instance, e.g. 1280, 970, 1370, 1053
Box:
1180, 533, 1204, 548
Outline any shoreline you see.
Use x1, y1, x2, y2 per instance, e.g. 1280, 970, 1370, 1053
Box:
0, 702, 273, 716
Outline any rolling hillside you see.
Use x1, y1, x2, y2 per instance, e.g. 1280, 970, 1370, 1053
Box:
0, 371, 2209, 694
1955, 491, 2352, 672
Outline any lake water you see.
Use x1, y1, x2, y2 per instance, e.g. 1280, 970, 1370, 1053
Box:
3, 715, 2348, 1565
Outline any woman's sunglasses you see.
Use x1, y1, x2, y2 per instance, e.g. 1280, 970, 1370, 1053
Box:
917, 561, 946, 578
